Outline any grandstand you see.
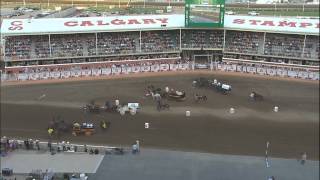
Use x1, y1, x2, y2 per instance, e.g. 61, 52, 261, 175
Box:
0, 14, 319, 78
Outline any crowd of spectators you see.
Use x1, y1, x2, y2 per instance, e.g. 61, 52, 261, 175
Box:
264, 33, 304, 58
303, 35, 319, 59
181, 30, 223, 49
97, 32, 139, 55
34, 35, 50, 59
141, 31, 179, 52
5, 36, 32, 60
225, 31, 263, 54
2, 31, 319, 66
50, 34, 90, 57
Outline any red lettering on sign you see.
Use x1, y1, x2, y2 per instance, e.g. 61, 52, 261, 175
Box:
232, 19, 245, 24
299, 22, 312, 28
260, 21, 275, 26
278, 21, 296, 27
127, 19, 141, 24
249, 20, 261, 25
156, 18, 168, 24
80, 21, 94, 26
142, 19, 156, 24
9, 21, 23, 30
97, 20, 109, 26
64, 21, 78, 26
111, 19, 126, 25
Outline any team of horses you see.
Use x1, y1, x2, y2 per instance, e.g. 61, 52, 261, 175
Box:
48, 76, 264, 137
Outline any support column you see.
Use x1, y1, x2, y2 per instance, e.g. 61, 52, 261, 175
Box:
48, 34, 52, 57
302, 34, 307, 58
95, 32, 98, 55
262, 32, 266, 55
2, 36, 6, 61
222, 29, 226, 52
179, 29, 182, 51
139, 30, 142, 52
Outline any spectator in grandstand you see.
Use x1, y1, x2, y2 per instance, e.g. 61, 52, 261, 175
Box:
225, 31, 263, 54
141, 31, 179, 52
182, 30, 223, 49
264, 34, 304, 58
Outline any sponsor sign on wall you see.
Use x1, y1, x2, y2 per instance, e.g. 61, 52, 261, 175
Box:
18, 73, 29, 81
266, 68, 276, 76
287, 70, 298, 78
29, 73, 40, 80
247, 66, 256, 74
169, 64, 179, 71
81, 69, 92, 77
40, 71, 50, 79
276, 68, 288, 77
111, 67, 121, 75
61, 71, 71, 78
298, 71, 309, 79
179, 63, 189, 70
257, 67, 266, 75
71, 70, 81, 77
92, 69, 102, 76
132, 66, 141, 73
141, 65, 151, 72
151, 64, 160, 72
160, 64, 169, 71
101, 68, 111, 75
50, 71, 61, 79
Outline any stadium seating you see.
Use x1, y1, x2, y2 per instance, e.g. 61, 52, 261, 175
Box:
97, 32, 139, 55
50, 34, 92, 57
303, 35, 319, 60
5, 36, 32, 60
225, 31, 264, 54
181, 30, 223, 49
141, 30, 179, 52
264, 33, 304, 58
2, 30, 319, 67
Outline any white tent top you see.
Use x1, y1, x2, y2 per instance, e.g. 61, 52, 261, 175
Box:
1, 14, 319, 36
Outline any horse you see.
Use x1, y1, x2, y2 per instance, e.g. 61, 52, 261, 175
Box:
194, 94, 207, 102
157, 101, 170, 111
250, 91, 264, 101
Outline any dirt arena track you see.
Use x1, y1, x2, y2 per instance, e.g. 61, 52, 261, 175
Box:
1, 71, 319, 160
